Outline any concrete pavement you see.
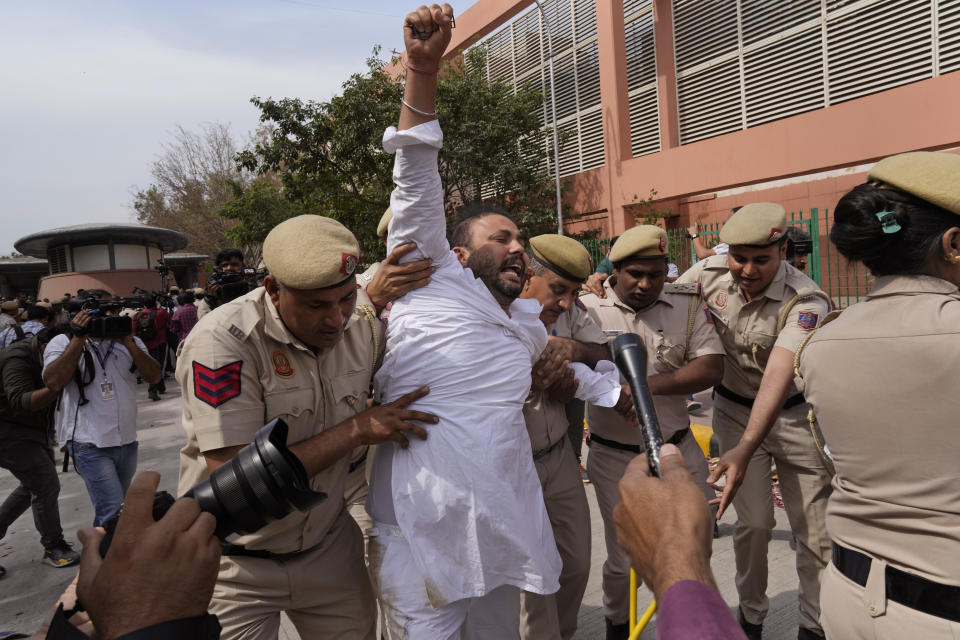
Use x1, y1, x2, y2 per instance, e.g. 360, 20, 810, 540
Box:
1, 383, 806, 639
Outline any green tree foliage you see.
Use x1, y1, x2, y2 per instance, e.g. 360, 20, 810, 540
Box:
232, 46, 568, 262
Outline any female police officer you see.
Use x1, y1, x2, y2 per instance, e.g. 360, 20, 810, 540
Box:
796, 151, 960, 637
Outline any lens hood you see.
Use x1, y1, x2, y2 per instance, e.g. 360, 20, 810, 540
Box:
187, 418, 327, 539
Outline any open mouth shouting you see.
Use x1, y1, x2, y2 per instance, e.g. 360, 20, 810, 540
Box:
499, 259, 525, 284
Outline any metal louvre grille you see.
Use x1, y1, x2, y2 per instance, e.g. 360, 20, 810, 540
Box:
48, 246, 68, 274
827, 0, 932, 104
580, 107, 605, 170
677, 58, 742, 143
674, 0, 958, 145
744, 27, 823, 127
741, 0, 820, 44
624, 1, 661, 156
942, 0, 960, 73
471, 0, 604, 179
672, 0, 738, 71
629, 90, 661, 156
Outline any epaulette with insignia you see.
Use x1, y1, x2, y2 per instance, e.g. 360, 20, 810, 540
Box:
663, 282, 701, 295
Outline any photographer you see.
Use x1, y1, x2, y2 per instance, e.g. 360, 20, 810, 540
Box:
134, 295, 170, 401
42, 308, 161, 527
198, 249, 246, 319
0, 324, 81, 575
33, 472, 221, 639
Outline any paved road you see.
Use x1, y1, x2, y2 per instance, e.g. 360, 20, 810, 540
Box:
1, 383, 805, 639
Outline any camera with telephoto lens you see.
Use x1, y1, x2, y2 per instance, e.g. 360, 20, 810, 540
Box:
209, 266, 258, 303
67, 295, 132, 339
98, 418, 327, 557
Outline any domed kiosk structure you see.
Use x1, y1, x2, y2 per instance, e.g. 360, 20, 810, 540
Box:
14, 223, 194, 300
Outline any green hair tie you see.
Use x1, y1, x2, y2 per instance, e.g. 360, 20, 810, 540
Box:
875, 211, 902, 234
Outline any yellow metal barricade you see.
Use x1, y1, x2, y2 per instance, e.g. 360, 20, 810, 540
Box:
628, 569, 657, 638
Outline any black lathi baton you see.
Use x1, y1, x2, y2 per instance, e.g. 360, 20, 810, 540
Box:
612, 333, 664, 477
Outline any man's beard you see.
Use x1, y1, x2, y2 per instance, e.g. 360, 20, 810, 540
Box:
466, 248, 525, 307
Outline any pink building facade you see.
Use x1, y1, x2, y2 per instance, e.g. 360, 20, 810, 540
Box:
444, 0, 960, 237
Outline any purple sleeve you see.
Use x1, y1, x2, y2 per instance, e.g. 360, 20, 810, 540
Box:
656, 580, 746, 640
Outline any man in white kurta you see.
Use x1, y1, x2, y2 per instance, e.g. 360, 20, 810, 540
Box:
367, 116, 565, 638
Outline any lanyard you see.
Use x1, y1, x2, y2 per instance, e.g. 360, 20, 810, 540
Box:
88, 341, 116, 379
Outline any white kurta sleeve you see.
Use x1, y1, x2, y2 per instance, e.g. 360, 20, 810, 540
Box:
382, 121, 452, 265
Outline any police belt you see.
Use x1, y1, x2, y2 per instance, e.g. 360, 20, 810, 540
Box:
587, 428, 688, 455
714, 384, 806, 411
832, 543, 960, 622
221, 540, 326, 561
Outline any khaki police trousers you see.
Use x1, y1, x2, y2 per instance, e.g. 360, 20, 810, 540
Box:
520, 439, 591, 640
713, 395, 832, 632
586, 430, 712, 624
821, 561, 960, 639
345, 456, 372, 560
209, 509, 376, 640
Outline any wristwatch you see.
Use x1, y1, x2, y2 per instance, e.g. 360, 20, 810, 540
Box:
686, 232, 699, 239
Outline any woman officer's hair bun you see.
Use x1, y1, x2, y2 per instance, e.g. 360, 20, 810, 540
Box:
830, 183, 956, 276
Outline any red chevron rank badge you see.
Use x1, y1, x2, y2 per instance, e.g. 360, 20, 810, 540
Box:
193, 361, 243, 408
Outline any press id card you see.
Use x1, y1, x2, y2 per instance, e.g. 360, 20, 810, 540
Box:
100, 381, 115, 401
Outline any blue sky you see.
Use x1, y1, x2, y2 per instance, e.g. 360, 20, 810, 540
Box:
0, 0, 420, 255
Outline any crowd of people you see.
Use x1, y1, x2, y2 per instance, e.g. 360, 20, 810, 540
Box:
1, 4, 958, 640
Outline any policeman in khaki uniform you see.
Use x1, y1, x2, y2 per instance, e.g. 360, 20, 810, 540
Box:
676, 203, 832, 640
177, 214, 438, 640
580, 226, 725, 640
793, 152, 960, 638
517, 235, 609, 640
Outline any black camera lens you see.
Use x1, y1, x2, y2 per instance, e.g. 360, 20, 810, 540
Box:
186, 419, 326, 540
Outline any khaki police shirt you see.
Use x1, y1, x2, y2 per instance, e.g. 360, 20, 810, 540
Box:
675, 254, 828, 398
797, 275, 960, 585
522, 302, 606, 454
176, 286, 383, 554
580, 278, 723, 444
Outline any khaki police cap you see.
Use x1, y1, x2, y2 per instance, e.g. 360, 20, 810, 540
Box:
263, 215, 360, 289
868, 151, 960, 216
377, 207, 393, 240
718, 202, 787, 246
169, 286, 180, 293
529, 234, 593, 283
609, 225, 668, 263
1, 301, 18, 311
193, 287, 204, 295
35, 301, 52, 309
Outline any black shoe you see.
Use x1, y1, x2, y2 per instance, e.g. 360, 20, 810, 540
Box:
0, 564, 5, 579
605, 617, 629, 640
43, 541, 80, 568
738, 607, 763, 640
798, 628, 824, 640
713, 522, 721, 538
149, 389, 160, 401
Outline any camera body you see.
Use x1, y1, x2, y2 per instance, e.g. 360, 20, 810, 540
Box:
67, 296, 133, 339
209, 266, 258, 303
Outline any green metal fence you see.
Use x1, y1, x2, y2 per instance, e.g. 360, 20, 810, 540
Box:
579, 207, 873, 308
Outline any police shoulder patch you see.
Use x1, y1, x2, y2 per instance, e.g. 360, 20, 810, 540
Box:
193, 361, 243, 408
575, 298, 587, 311
797, 311, 819, 330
